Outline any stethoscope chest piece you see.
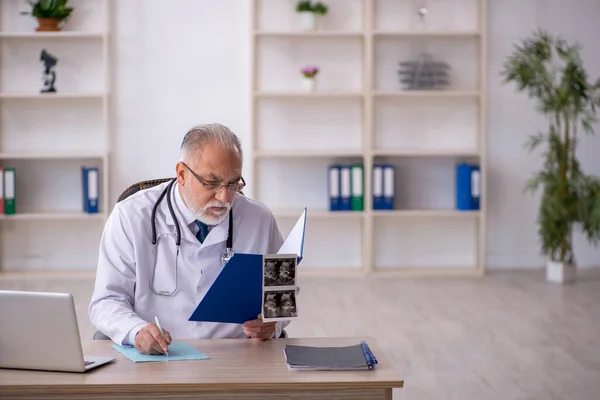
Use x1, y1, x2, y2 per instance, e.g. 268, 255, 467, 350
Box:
221, 247, 234, 266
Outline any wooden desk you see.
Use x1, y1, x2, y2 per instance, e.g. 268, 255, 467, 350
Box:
0, 337, 403, 399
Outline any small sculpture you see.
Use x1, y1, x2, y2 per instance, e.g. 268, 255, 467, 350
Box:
397, 53, 450, 90
40, 49, 57, 93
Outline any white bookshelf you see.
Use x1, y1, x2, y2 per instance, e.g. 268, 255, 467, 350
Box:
251, 0, 486, 276
0, 0, 110, 271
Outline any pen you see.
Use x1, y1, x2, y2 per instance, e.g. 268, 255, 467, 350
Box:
154, 316, 169, 356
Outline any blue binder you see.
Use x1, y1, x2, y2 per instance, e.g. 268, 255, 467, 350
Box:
339, 165, 352, 211
382, 164, 395, 210
82, 166, 99, 214
456, 163, 480, 210
81, 167, 87, 212
328, 165, 341, 211
372, 164, 384, 210
188, 208, 307, 324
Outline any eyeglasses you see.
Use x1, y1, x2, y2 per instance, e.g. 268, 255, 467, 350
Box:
181, 162, 246, 193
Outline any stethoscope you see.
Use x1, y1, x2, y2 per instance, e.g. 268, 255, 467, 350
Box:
149, 178, 234, 296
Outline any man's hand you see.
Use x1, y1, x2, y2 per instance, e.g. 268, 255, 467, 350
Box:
134, 322, 172, 355
243, 314, 277, 340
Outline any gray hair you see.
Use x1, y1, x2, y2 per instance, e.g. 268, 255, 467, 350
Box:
179, 123, 243, 163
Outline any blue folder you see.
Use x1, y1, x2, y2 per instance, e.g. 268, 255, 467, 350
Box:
81, 166, 99, 214
328, 164, 341, 211
188, 208, 307, 325
456, 163, 480, 211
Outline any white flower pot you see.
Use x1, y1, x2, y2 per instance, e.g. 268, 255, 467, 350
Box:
300, 12, 316, 30
302, 77, 316, 92
546, 260, 576, 284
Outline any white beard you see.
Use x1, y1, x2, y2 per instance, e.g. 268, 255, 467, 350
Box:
192, 200, 231, 226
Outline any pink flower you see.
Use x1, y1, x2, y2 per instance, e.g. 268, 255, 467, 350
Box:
301, 66, 319, 78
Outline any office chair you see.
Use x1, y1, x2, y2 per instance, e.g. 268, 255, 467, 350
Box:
117, 177, 173, 202
93, 178, 286, 340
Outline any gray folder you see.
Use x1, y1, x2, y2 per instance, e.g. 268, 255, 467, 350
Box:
284, 344, 376, 371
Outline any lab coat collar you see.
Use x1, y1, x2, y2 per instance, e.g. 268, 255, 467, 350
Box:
163, 181, 232, 247
172, 182, 197, 229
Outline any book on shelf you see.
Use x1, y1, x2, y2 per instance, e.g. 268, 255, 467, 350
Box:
456, 163, 480, 211
328, 163, 364, 212
284, 341, 378, 371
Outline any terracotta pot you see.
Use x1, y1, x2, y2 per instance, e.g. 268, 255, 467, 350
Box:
36, 18, 60, 32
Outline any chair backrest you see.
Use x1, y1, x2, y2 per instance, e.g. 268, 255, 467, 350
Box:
118, 178, 246, 203
117, 178, 174, 203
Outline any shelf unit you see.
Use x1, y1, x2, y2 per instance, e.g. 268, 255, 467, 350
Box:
250, 0, 486, 276
0, 0, 110, 271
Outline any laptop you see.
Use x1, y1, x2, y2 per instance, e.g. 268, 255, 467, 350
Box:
0, 290, 116, 372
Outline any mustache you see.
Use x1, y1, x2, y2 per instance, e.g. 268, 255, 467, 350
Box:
203, 200, 230, 209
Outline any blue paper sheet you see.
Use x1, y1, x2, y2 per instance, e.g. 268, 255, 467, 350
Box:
111, 341, 210, 363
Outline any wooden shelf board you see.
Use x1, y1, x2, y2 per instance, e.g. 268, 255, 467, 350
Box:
0, 31, 105, 39
273, 209, 364, 219
0, 269, 97, 280
255, 149, 364, 158
372, 209, 480, 218
373, 90, 479, 98
255, 91, 363, 98
372, 148, 479, 157
255, 31, 363, 38
0, 92, 104, 99
0, 212, 106, 221
373, 30, 480, 37
0, 152, 106, 160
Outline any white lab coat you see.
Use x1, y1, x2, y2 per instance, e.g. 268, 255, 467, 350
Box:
89, 180, 288, 345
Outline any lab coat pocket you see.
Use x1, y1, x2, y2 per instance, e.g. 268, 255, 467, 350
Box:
149, 233, 179, 296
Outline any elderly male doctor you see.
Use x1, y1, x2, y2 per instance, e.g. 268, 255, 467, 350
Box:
89, 123, 288, 355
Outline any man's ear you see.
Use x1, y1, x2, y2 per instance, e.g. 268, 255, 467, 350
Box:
175, 162, 186, 185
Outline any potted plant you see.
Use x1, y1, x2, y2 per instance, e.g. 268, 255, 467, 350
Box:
500, 29, 600, 284
22, 0, 74, 32
300, 66, 319, 92
295, 1, 328, 31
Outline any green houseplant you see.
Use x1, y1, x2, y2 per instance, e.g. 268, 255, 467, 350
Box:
501, 29, 600, 283
295, 1, 328, 31
22, 0, 73, 32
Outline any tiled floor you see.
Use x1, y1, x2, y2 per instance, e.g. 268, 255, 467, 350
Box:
2, 269, 599, 399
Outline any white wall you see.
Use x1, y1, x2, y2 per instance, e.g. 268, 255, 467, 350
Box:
111, 0, 253, 192
3, 0, 599, 270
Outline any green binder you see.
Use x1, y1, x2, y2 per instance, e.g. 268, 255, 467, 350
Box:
350, 164, 364, 211
4, 168, 15, 215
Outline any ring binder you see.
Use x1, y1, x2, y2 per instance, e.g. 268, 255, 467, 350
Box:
284, 342, 377, 371
360, 341, 378, 370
